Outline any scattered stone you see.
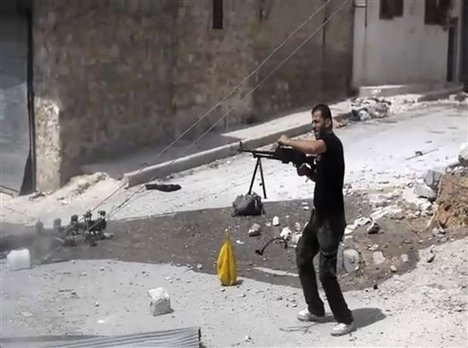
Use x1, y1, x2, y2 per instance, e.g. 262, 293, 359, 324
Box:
294, 222, 302, 232
20, 311, 33, 318
414, 183, 437, 201
373, 251, 386, 265
265, 222, 272, 227
196, 264, 203, 270
280, 227, 292, 240
373, 283, 378, 290
366, 221, 380, 234
272, 216, 280, 226
148, 288, 173, 316
432, 227, 446, 237
423, 168, 444, 189
95, 302, 100, 307
276, 296, 283, 301
100, 267, 105, 271
427, 254, 435, 263
390, 265, 397, 272
80, 272, 87, 276
370, 205, 403, 221
248, 223, 261, 237
244, 335, 252, 342
302, 205, 309, 211
343, 249, 361, 273
400, 254, 409, 263
368, 244, 379, 251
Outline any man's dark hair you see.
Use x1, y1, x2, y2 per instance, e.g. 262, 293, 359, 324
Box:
312, 104, 332, 122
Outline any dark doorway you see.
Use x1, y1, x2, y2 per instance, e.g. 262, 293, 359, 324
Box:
462, 0, 468, 90
0, 0, 34, 195
446, 17, 458, 82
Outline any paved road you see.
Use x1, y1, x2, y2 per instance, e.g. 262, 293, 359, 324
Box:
103, 103, 466, 221
2, 238, 466, 346
1, 103, 466, 227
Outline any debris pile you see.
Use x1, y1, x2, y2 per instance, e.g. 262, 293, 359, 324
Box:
350, 97, 391, 121
432, 169, 468, 229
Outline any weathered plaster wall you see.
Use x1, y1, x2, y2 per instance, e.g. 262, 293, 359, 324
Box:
33, 0, 353, 190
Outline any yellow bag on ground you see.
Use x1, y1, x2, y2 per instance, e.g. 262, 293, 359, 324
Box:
217, 230, 237, 286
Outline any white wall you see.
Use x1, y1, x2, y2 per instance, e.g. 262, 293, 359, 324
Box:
352, 0, 463, 88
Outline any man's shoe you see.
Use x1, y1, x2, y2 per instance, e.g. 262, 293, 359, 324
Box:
331, 322, 355, 336
297, 309, 325, 322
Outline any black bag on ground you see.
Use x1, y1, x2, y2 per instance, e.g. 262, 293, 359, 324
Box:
232, 192, 264, 216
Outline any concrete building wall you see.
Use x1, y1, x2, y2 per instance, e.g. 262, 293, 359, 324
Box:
352, 0, 463, 88
32, 0, 353, 191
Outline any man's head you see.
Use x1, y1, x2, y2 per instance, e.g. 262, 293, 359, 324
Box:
311, 104, 332, 139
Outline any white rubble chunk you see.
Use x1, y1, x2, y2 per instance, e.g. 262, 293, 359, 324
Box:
373, 251, 386, 265
402, 188, 432, 211
370, 205, 403, 221
280, 227, 292, 240
248, 223, 261, 237
148, 287, 173, 316
7, 249, 31, 271
414, 183, 437, 201
291, 232, 302, 246
343, 249, 360, 273
272, 216, 280, 226
423, 168, 445, 189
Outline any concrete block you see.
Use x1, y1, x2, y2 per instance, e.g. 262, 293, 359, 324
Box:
148, 287, 173, 316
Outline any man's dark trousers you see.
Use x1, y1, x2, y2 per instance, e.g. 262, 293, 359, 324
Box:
296, 210, 353, 324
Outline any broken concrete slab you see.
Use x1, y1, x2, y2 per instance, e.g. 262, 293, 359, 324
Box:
414, 183, 437, 201
402, 188, 433, 211
423, 168, 445, 189
370, 205, 403, 221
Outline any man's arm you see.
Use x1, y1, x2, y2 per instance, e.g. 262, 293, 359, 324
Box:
277, 135, 326, 155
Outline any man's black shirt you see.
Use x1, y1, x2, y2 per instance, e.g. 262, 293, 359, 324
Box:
313, 131, 345, 217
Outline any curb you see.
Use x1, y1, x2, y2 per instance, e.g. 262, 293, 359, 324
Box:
123, 111, 351, 187
416, 85, 463, 102
123, 85, 463, 188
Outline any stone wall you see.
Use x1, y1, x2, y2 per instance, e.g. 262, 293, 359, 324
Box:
32, 0, 353, 191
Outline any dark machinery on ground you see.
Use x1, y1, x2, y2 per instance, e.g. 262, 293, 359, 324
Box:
61, 210, 110, 247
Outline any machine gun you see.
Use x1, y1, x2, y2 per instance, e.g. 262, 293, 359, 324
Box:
238, 142, 317, 199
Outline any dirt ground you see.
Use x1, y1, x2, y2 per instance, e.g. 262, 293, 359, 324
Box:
14, 190, 464, 293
